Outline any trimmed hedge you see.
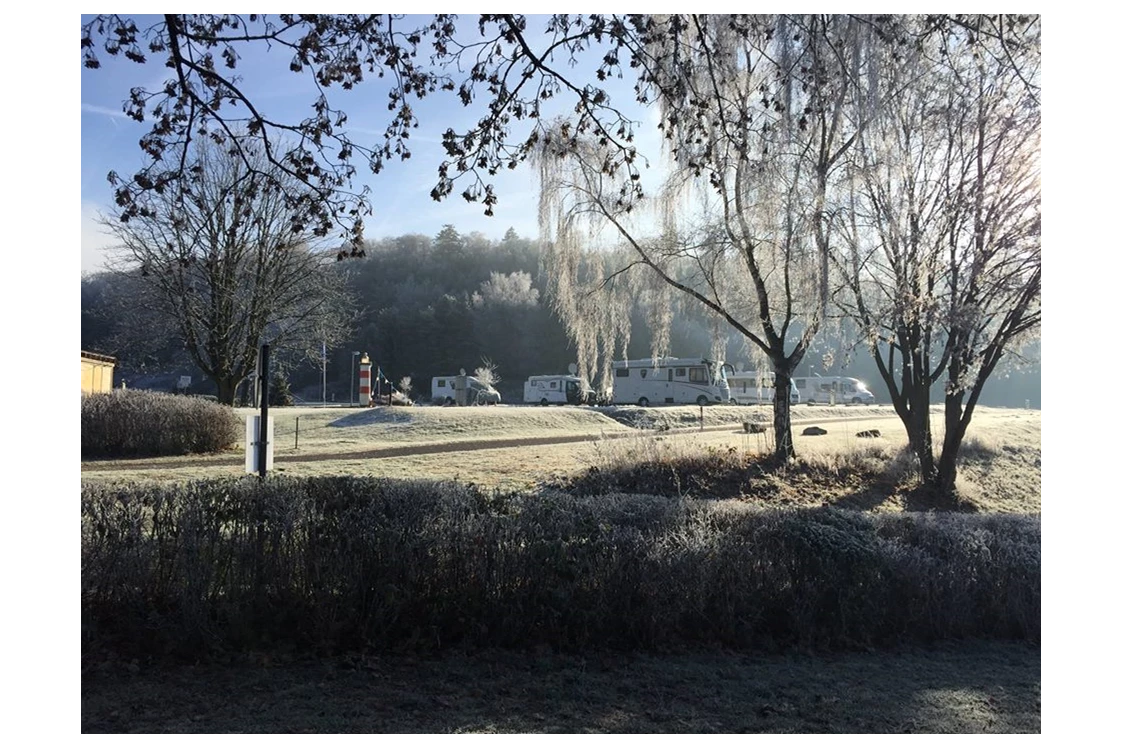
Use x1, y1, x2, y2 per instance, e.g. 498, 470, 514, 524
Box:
82, 389, 240, 458
81, 476, 1039, 659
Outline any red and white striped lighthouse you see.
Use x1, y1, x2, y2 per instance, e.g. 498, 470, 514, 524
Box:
358, 353, 373, 407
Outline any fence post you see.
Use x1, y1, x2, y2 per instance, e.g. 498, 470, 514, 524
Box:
295, 416, 300, 450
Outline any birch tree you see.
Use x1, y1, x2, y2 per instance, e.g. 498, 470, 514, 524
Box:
838, 18, 1040, 499
537, 15, 876, 460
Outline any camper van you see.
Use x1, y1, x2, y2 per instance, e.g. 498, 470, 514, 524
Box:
793, 376, 875, 405
611, 357, 731, 406
430, 375, 502, 405
524, 375, 587, 406
727, 371, 801, 405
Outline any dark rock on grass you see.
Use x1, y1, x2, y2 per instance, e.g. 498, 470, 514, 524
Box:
802, 426, 827, 436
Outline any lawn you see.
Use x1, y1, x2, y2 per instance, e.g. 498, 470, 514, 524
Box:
81, 405, 1041, 514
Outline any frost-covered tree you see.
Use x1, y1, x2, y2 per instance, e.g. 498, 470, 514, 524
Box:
838, 19, 1040, 499
102, 139, 351, 404
473, 359, 500, 389
536, 15, 877, 459
83, 14, 1027, 246
473, 271, 542, 390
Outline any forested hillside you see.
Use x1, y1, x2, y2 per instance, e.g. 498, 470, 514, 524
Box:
81, 224, 1040, 407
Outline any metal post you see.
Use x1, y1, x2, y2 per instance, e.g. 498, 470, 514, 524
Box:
350, 351, 360, 407
295, 416, 300, 450
321, 339, 327, 406
257, 344, 270, 477
252, 354, 262, 408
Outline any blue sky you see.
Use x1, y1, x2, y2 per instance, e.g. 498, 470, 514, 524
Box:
80, 14, 667, 274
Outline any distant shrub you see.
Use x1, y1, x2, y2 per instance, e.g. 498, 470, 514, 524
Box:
82, 389, 240, 458
82, 476, 1039, 660
389, 390, 413, 406
268, 372, 295, 406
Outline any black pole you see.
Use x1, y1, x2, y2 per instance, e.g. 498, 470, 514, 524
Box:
257, 344, 270, 477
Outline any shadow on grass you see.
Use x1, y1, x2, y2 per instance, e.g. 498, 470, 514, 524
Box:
82, 641, 1039, 733
552, 451, 911, 513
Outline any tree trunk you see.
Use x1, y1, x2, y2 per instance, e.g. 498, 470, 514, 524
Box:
907, 409, 936, 485
934, 441, 960, 498
216, 378, 240, 406
932, 391, 970, 502
882, 359, 938, 485
772, 373, 796, 461
888, 390, 941, 491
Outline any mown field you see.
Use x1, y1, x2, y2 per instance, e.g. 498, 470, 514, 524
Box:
81, 403, 1040, 514
81, 403, 1041, 733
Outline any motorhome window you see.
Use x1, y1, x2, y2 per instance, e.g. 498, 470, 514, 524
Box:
689, 368, 707, 383
844, 382, 856, 393
675, 368, 686, 377
550, 381, 557, 389
795, 379, 805, 389
616, 369, 629, 377
437, 379, 445, 387
640, 369, 647, 378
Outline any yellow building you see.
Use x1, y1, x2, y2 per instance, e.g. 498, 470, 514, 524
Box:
81, 351, 117, 395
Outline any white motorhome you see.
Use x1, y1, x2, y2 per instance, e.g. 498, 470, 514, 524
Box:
793, 376, 875, 405
431, 376, 458, 404
430, 375, 501, 405
610, 357, 731, 406
524, 375, 587, 406
727, 371, 801, 405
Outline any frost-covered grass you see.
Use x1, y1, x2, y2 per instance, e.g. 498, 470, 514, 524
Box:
82, 406, 1040, 511
232, 404, 632, 454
